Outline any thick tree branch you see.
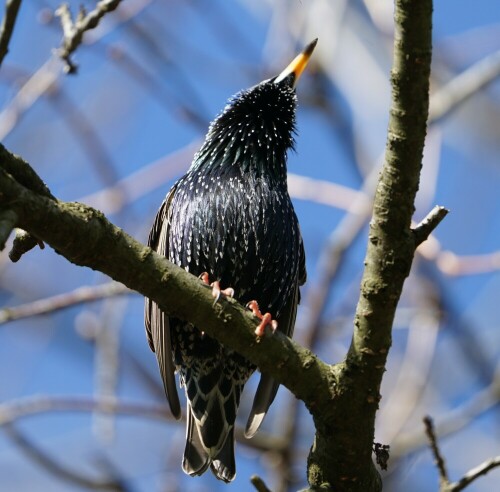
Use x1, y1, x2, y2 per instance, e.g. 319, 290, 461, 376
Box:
0, 208, 16, 249
0, 143, 53, 259
0, 157, 335, 418
301, 0, 435, 490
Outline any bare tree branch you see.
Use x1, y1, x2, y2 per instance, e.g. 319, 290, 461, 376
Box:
448, 456, 500, 492
0, 392, 291, 458
4, 424, 126, 491
0, 282, 131, 324
424, 415, 500, 492
424, 416, 450, 487
0, 282, 132, 325
0, 153, 332, 417
300, 30, 500, 343
0, 0, 22, 68
0, 209, 16, 249
250, 475, 273, 492
413, 205, 449, 246
0, 395, 170, 425
302, 0, 434, 488
429, 49, 500, 123
393, 365, 500, 458
55, 0, 123, 73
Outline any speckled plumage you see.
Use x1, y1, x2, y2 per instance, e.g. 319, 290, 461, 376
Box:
145, 45, 313, 482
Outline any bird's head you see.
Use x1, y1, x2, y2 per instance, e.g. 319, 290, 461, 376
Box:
192, 39, 318, 179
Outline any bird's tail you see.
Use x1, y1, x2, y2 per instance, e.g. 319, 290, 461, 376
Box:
182, 405, 210, 478
182, 403, 236, 482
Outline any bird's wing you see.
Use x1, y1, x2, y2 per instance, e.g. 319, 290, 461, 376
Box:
298, 233, 307, 287
244, 281, 301, 438
144, 186, 182, 419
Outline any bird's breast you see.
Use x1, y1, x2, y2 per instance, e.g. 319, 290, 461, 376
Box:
168, 170, 301, 316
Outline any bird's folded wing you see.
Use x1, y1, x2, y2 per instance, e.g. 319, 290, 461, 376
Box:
144, 186, 182, 419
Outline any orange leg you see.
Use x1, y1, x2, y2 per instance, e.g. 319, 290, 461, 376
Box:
246, 300, 278, 337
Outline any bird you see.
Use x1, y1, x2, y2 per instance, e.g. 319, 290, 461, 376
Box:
144, 39, 315, 482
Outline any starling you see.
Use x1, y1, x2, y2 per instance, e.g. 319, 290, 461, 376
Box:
144, 39, 315, 482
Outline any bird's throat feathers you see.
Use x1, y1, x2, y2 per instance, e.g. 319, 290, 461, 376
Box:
190, 82, 297, 180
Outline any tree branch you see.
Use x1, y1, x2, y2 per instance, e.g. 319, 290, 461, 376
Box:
0, 208, 16, 249
0, 282, 131, 325
0, 143, 53, 260
424, 416, 449, 487
0, 0, 22, 69
448, 456, 500, 492
301, 0, 435, 489
0, 152, 334, 418
4, 424, 126, 491
413, 205, 449, 247
429, 49, 500, 123
0, 395, 170, 425
0, 393, 288, 456
250, 475, 273, 492
55, 0, 123, 73
424, 415, 500, 492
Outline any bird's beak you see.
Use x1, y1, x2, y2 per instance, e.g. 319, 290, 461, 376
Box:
274, 38, 318, 87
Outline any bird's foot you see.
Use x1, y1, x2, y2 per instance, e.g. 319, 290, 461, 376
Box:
246, 300, 278, 337
199, 272, 235, 305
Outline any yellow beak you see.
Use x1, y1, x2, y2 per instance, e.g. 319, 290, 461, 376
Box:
274, 38, 318, 87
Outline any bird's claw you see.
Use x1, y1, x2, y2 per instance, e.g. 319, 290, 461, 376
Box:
246, 300, 278, 337
199, 272, 234, 306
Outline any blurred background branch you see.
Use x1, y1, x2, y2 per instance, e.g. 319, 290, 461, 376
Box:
424, 416, 500, 492
55, 0, 123, 73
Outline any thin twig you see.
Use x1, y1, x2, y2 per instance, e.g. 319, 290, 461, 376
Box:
55, 0, 123, 73
436, 250, 500, 276
424, 416, 500, 492
0, 395, 170, 426
4, 424, 125, 491
0, 0, 22, 68
250, 474, 273, 492
430, 50, 500, 123
393, 366, 500, 458
93, 296, 129, 443
0, 392, 288, 456
413, 205, 449, 247
423, 415, 450, 487
0, 282, 131, 325
448, 456, 500, 491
